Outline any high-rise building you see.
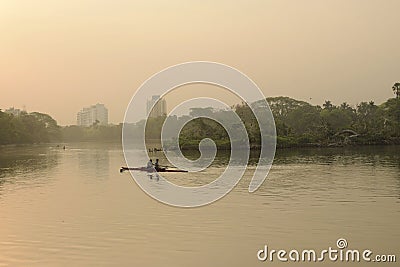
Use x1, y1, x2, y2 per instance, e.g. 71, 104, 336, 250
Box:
77, 103, 108, 126
146, 95, 167, 118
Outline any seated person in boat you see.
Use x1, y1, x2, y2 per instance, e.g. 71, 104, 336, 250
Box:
154, 159, 165, 172
147, 159, 153, 169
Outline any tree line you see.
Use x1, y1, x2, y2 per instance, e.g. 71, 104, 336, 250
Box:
130, 95, 400, 149
0, 110, 122, 145
1, 92, 399, 148
238, 96, 400, 148
0, 111, 61, 145
170, 96, 399, 149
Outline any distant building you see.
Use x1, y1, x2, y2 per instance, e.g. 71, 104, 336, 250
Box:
146, 95, 167, 118
5, 107, 22, 116
77, 103, 108, 126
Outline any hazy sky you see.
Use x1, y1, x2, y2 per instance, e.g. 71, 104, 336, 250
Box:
1, 0, 399, 125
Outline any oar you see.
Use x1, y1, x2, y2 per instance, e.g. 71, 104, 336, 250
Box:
158, 164, 172, 168
119, 166, 188, 173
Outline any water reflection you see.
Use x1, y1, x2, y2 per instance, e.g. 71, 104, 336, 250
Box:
76, 147, 110, 180
274, 146, 400, 200
0, 143, 399, 266
252, 146, 400, 207
171, 146, 400, 202
177, 145, 400, 168
274, 145, 400, 166
0, 145, 59, 194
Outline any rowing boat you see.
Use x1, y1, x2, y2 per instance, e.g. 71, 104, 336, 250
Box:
119, 167, 188, 173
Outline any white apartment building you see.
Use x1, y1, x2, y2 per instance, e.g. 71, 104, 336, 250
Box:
77, 103, 108, 126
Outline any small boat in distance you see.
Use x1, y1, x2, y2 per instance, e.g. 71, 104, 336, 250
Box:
119, 166, 188, 173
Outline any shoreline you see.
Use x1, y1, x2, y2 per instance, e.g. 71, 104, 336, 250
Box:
1, 140, 399, 150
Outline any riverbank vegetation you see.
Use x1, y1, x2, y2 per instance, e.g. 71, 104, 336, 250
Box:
174, 96, 400, 149
0, 111, 61, 145
1, 94, 399, 148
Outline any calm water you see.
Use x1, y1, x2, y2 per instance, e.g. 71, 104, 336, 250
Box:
0, 143, 399, 266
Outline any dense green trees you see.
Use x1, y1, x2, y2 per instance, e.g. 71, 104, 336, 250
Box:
1, 95, 399, 147
178, 96, 400, 148
0, 110, 122, 144
0, 111, 61, 145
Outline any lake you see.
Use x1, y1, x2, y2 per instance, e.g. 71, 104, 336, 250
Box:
0, 143, 399, 266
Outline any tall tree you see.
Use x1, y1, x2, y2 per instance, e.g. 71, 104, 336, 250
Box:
340, 102, 351, 110
323, 100, 334, 110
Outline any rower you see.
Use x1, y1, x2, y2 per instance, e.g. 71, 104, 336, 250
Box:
147, 159, 153, 169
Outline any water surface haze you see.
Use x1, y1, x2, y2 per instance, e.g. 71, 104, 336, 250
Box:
0, 143, 399, 266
